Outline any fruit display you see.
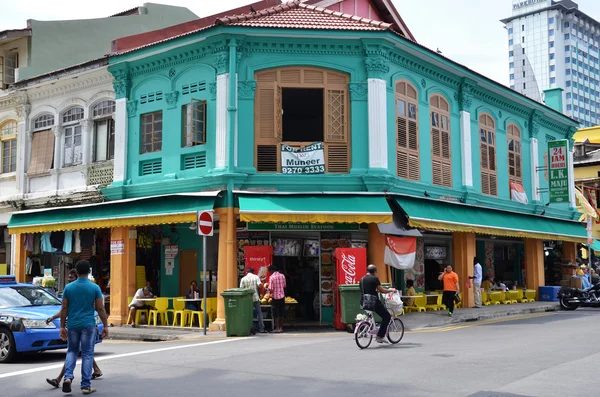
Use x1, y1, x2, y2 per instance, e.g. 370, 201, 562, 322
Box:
259, 292, 272, 305
285, 296, 298, 303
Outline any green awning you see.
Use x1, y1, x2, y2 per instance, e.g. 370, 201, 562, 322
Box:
8, 193, 218, 234
588, 239, 600, 251
238, 194, 393, 224
393, 196, 587, 242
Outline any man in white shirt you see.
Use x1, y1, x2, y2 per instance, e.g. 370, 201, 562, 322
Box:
126, 286, 153, 326
240, 268, 266, 333
469, 257, 483, 308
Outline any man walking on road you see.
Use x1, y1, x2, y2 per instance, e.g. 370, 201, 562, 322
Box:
438, 265, 460, 317
240, 268, 266, 333
470, 257, 483, 308
60, 260, 109, 394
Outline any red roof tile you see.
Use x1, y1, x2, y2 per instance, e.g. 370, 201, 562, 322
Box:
216, 1, 392, 31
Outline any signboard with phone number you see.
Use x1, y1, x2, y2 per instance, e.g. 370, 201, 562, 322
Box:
281, 142, 326, 174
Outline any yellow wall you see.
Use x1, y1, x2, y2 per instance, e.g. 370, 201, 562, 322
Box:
575, 163, 600, 239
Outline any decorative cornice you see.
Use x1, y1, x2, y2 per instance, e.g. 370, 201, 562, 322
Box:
238, 80, 256, 100
214, 52, 229, 74
26, 72, 113, 102
384, 48, 460, 89
349, 82, 368, 101
112, 66, 130, 100
165, 90, 179, 109
364, 57, 389, 79
529, 110, 542, 139
126, 100, 138, 118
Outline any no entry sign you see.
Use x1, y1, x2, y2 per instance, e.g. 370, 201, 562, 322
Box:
197, 210, 214, 236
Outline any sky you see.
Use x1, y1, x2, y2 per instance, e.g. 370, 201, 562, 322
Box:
2, 0, 600, 87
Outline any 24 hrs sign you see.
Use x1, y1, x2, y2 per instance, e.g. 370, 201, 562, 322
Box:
548, 140, 569, 203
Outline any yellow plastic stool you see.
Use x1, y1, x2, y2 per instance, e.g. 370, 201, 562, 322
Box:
148, 297, 170, 326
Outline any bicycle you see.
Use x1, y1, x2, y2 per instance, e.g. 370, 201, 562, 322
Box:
354, 301, 404, 349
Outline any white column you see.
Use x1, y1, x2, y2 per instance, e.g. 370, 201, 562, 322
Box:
52, 126, 62, 170
568, 147, 576, 208
215, 73, 229, 169
10, 234, 16, 276
15, 121, 28, 193
367, 78, 388, 170
113, 98, 128, 183
81, 119, 93, 165
460, 111, 473, 186
530, 137, 540, 202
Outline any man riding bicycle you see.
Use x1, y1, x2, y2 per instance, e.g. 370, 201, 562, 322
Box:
359, 264, 397, 344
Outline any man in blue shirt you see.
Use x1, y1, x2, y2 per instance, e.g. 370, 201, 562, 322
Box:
60, 260, 109, 394
469, 257, 483, 308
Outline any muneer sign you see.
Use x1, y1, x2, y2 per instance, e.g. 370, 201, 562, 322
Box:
281, 142, 325, 174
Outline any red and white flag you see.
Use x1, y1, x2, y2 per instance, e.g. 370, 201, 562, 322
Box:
510, 182, 528, 204
384, 236, 416, 270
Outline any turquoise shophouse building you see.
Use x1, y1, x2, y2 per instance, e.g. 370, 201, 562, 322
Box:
10, 1, 587, 328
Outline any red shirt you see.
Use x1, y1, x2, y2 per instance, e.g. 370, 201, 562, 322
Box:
269, 272, 286, 300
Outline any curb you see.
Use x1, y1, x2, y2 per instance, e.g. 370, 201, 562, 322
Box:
408, 303, 560, 330
107, 332, 182, 342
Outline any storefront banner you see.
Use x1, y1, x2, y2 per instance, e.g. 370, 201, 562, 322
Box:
281, 142, 325, 174
384, 236, 416, 270
548, 140, 569, 203
334, 247, 367, 285
509, 182, 528, 204
244, 245, 273, 284
248, 222, 359, 231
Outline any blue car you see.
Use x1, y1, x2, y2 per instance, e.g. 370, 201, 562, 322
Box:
0, 275, 104, 363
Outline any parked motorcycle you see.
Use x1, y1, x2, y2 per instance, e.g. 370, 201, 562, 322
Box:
557, 282, 600, 310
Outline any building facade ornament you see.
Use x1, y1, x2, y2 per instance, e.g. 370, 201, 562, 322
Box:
126, 100, 138, 118
364, 57, 389, 79
529, 111, 543, 139
349, 82, 368, 101
215, 52, 229, 75
209, 83, 217, 101
112, 67, 131, 99
16, 104, 31, 122
165, 91, 179, 109
51, 125, 60, 137
458, 80, 474, 112
237, 81, 256, 100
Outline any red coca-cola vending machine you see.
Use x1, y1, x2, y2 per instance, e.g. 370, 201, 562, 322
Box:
333, 247, 367, 330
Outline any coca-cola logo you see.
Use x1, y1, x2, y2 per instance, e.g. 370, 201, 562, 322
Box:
340, 253, 356, 284
248, 257, 267, 263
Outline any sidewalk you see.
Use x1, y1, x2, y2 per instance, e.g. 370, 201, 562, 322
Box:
107, 301, 560, 341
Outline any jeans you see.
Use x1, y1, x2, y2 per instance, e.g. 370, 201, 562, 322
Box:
473, 282, 482, 307
374, 300, 391, 339
64, 325, 97, 389
253, 300, 264, 332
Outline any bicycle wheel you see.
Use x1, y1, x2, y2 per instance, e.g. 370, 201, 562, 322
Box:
355, 322, 373, 349
387, 317, 405, 344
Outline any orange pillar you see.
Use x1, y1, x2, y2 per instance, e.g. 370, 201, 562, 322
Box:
13, 234, 27, 282
562, 241, 577, 264
368, 223, 390, 284
452, 232, 476, 308
108, 227, 136, 326
210, 208, 229, 331
524, 239, 544, 291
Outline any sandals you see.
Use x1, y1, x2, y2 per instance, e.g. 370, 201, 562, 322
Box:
62, 378, 72, 393
46, 378, 59, 388
81, 386, 97, 394
91, 373, 103, 380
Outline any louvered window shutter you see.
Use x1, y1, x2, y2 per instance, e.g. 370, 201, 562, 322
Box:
255, 81, 281, 172
325, 88, 348, 173
479, 115, 497, 196
396, 91, 420, 180
430, 96, 452, 188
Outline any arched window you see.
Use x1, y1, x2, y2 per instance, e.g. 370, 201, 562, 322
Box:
61, 107, 84, 166
1, 120, 17, 174
33, 114, 54, 131
507, 124, 522, 184
479, 113, 497, 196
396, 81, 419, 180
92, 100, 116, 162
430, 95, 451, 187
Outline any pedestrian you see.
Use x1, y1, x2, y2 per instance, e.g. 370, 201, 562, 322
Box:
126, 286, 154, 325
45, 269, 103, 388
185, 281, 202, 310
359, 264, 397, 344
403, 279, 417, 307
591, 268, 600, 285
240, 268, 267, 333
268, 265, 286, 333
469, 257, 483, 308
60, 260, 109, 394
438, 265, 460, 317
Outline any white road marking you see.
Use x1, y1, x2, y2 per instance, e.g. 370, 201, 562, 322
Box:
0, 337, 250, 379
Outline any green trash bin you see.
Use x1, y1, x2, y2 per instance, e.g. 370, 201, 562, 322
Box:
221, 288, 254, 337
339, 283, 392, 325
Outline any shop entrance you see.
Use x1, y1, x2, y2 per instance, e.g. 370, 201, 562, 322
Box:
179, 250, 198, 296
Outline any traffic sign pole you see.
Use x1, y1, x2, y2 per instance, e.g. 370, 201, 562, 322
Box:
203, 235, 207, 336
196, 210, 213, 336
